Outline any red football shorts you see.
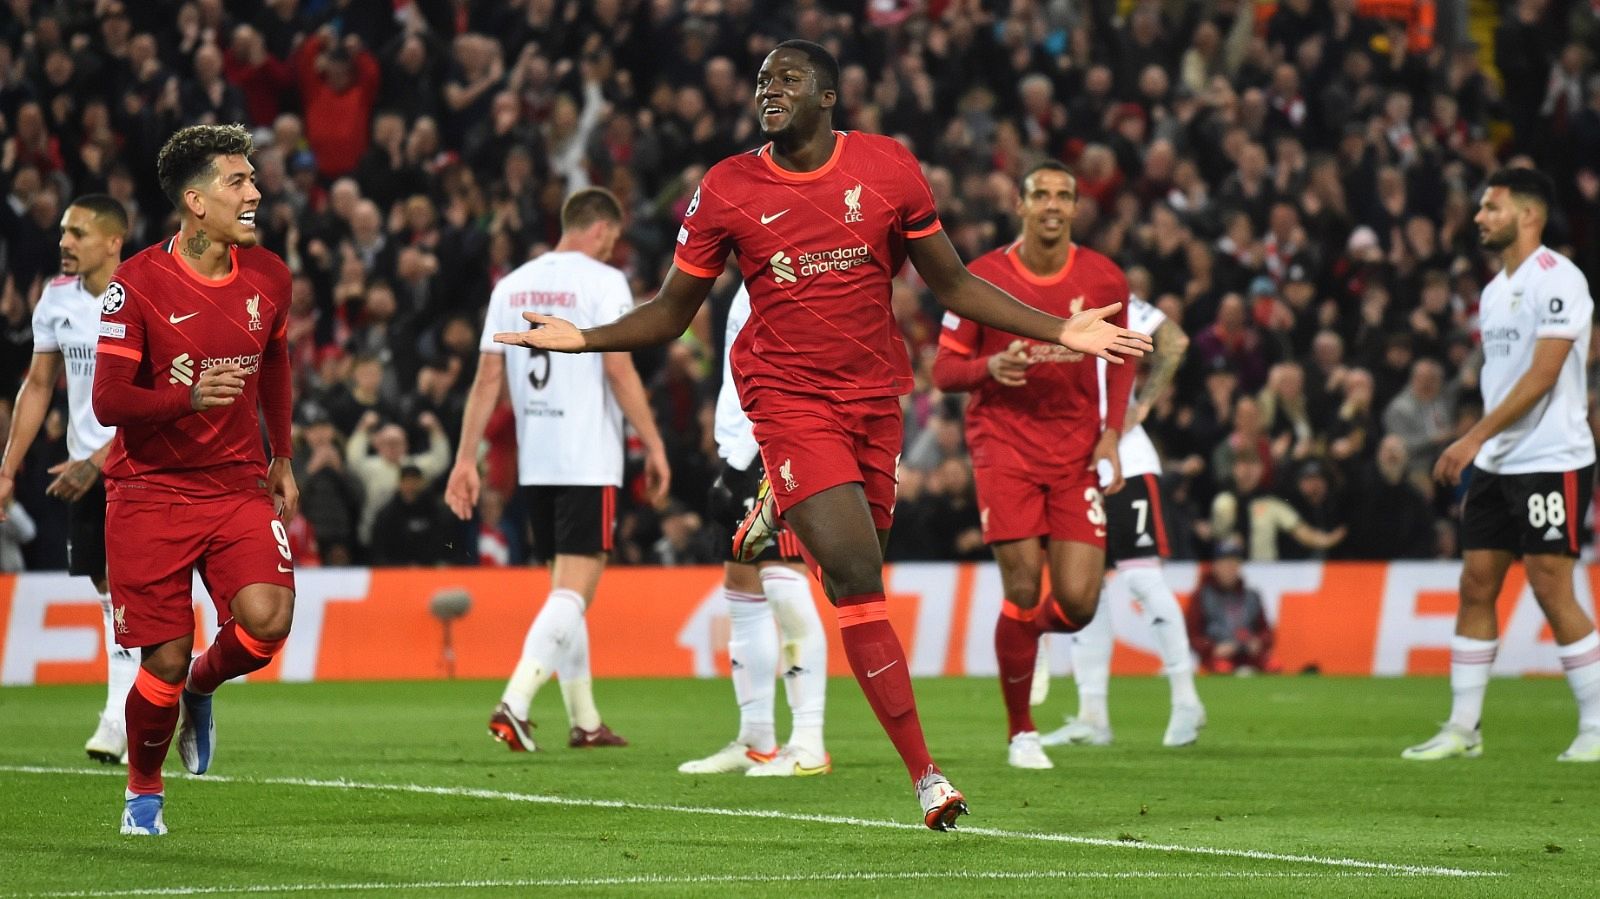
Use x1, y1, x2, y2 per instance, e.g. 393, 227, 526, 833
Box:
108, 492, 296, 648
745, 389, 902, 530
973, 462, 1106, 547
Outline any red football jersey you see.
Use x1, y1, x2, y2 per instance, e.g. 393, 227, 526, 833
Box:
96, 237, 291, 502
939, 243, 1129, 472
674, 131, 941, 400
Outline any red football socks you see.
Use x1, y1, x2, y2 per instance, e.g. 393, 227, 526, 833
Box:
187, 620, 283, 696
1031, 592, 1087, 634
125, 667, 181, 795
995, 601, 1040, 738
837, 593, 935, 781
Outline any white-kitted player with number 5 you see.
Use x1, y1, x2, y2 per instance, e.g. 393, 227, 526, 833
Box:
1405, 168, 1600, 763
447, 187, 670, 753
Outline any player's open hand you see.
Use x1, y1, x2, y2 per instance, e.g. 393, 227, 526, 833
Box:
267, 457, 299, 522
45, 458, 100, 502
445, 461, 480, 521
494, 312, 586, 352
191, 362, 245, 411
987, 339, 1030, 387
1057, 303, 1152, 363
1432, 436, 1481, 486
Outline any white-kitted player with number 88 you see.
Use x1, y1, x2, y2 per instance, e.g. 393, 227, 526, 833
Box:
1405, 168, 1600, 763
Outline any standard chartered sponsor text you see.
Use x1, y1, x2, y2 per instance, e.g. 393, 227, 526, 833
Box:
797, 244, 871, 276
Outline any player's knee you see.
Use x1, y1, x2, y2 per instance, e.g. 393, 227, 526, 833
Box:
1003, 581, 1041, 611
1054, 583, 1099, 626
820, 556, 883, 599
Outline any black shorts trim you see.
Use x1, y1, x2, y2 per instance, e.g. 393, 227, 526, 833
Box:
1105, 472, 1169, 566
519, 485, 616, 561
707, 460, 803, 564
1460, 464, 1593, 558
68, 477, 107, 578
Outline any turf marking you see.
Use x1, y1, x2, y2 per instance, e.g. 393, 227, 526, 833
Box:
1, 764, 1498, 879
6, 871, 1485, 898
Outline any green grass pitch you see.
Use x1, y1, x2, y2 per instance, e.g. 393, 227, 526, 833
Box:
0, 675, 1594, 897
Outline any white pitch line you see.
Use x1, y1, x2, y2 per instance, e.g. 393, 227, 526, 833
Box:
1, 765, 1496, 879
3, 871, 1471, 898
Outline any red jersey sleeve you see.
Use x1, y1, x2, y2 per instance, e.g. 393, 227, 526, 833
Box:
259, 268, 293, 457
887, 140, 941, 239
672, 173, 733, 279
933, 310, 989, 392
93, 275, 192, 425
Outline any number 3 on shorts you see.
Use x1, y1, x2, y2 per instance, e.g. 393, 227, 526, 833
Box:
270, 519, 292, 562
1084, 487, 1105, 526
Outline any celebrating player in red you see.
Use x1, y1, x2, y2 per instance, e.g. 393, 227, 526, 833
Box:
493, 40, 1149, 829
933, 162, 1133, 770
93, 124, 297, 835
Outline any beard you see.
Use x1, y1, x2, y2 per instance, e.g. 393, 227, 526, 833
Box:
1480, 224, 1516, 251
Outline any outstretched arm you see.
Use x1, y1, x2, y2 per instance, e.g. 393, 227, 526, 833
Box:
494, 268, 715, 353
906, 231, 1151, 362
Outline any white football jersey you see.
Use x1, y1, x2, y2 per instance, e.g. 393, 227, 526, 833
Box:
1098, 295, 1166, 478
33, 275, 115, 461
713, 285, 760, 470
1474, 246, 1595, 475
480, 251, 633, 486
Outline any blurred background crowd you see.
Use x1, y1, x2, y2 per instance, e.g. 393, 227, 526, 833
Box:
0, 0, 1598, 570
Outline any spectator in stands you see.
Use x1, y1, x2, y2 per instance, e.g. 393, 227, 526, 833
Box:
1212, 451, 1346, 561
293, 27, 379, 179
1187, 537, 1276, 674
346, 411, 449, 552
1344, 434, 1436, 560
1382, 358, 1455, 477
370, 464, 456, 566
292, 409, 364, 567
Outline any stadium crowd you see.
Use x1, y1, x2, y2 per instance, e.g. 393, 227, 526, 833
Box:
0, 0, 1597, 569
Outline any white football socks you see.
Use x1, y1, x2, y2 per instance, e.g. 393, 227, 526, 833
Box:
557, 611, 601, 732
1070, 590, 1114, 727
1558, 631, 1600, 731
501, 589, 585, 720
101, 598, 137, 728
763, 565, 827, 756
727, 588, 778, 753
1447, 635, 1498, 731
1121, 565, 1201, 709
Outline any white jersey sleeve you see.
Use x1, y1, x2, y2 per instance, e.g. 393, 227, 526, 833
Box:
713, 285, 760, 470
1114, 295, 1168, 478
483, 251, 631, 486
33, 277, 115, 461
1475, 247, 1595, 474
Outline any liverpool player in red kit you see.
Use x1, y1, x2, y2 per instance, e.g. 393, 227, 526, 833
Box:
934, 163, 1132, 770
93, 125, 296, 835
494, 41, 1149, 829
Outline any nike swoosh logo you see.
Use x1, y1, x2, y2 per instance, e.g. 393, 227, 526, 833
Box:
760, 210, 790, 224
1006, 674, 1031, 684
143, 738, 170, 747
866, 660, 899, 678
277, 564, 293, 573
169, 312, 199, 324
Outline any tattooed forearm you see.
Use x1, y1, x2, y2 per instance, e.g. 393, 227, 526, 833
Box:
183, 229, 211, 259
1135, 318, 1188, 411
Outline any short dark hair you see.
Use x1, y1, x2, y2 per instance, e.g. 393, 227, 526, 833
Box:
156, 124, 254, 210
1022, 160, 1074, 190
773, 39, 839, 93
560, 187, 623, 232
1486, 166, 1555, 213
68, 193, 129, 235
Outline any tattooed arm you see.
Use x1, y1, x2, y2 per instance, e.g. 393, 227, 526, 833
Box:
1131, 318, 1189, 426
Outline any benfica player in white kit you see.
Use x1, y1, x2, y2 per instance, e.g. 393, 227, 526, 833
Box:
1405, 168, 1600, 762
1042, 292, 1206, 749
0, 195, 132, 763
679, 284, 830, 776
447, 188, 669, 752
